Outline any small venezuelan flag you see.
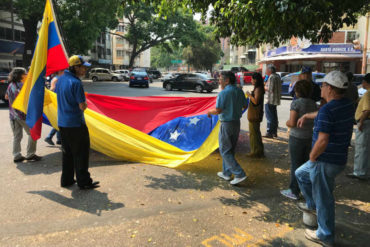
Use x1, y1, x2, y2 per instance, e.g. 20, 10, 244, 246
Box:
13, 0, 68, 140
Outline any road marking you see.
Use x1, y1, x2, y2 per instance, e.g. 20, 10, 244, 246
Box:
201, 226, 293, 247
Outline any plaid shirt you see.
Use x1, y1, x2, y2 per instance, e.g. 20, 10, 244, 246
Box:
6, 82, 26, 120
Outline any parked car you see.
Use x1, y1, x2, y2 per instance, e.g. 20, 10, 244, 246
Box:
0, 68, 10, 103
281, 72, 326, 97
132, 68, 154, 83
276, 72, 290, 78
161, 72, 181, 81
114, 70, 130, 81
163, 73, 219, 93
129, 71, 150, 88
148, 70, 161, 79
89, 68, 123, 82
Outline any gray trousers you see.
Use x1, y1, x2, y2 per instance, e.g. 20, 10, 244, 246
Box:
354, 121, 370, 176
10, 119, 36, 159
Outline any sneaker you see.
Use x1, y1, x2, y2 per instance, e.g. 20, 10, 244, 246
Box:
346, 173, 368, 180
25, 154, 42, 162
280, 189, 298, 200
44, 137, 55, 145
230, 176, 247, 185
217, 172, 231, 181
13, 156, 25, 163
305, 229, 333, 247
297, 202, 316, 215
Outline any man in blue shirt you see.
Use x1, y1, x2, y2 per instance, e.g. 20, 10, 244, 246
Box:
56, 55, 99, 190
208, 71, 248, 185
295, 71, 354, 247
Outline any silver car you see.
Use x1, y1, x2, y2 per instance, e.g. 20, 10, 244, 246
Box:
89, 68, 123, 82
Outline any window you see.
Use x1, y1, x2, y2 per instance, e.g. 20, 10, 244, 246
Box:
346, 31, 357, 43
0, 27, 5, 39
116, 50, 123, 57
117, 25, 124, 32
107, 49, 111, 55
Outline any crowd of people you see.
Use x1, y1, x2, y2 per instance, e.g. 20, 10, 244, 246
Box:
5, 57, 369, 246
208, 67, 369, 247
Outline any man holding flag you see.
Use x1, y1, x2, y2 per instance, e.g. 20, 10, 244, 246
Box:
56, 55, 99, 190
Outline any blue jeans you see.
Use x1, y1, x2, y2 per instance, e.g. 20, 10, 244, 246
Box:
219, 121, 246, 178
265, 103, 278, 135
354, 121, 370, 176
288, 135, 312, 195
47, 128, 61, 142
295, 160, 345, 244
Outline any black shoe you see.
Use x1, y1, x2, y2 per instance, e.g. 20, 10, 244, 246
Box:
26, 154, 42, 161
273, 133, 278, 138
61, 180, 76, 188
263, 133, 274, 138
44, 137, 55, 145
56, 140, 62, 145
14, 156, 25, 163
79, 181, 100, 190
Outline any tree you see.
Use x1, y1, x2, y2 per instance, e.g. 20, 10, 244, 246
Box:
143, 0, 370, 47
3, 0, 120, 66
117, 1, 200, 68
151, 44, 183, 70
182, 25, 222, 71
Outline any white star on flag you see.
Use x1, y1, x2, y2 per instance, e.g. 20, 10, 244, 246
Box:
169, 130, 181, 141
189, 117, 200, 125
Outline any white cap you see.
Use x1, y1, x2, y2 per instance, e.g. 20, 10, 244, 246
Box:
323, 71, 348, 89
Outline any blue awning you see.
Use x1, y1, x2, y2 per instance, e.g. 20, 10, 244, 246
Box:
0, 40, 24, 54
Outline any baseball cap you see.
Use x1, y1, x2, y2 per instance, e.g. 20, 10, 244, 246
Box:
68, 55, 91, 67
300, 66, 312, 74
323, 71, 348, 89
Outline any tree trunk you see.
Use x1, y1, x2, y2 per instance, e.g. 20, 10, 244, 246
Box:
128, 41, 138, 68
22, 17, 39, 68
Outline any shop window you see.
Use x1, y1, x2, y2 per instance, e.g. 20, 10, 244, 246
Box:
346, 31, 357, 43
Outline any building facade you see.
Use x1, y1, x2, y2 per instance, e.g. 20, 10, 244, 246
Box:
258, 15, 370, 74
0, 10, 25, 69
89, 30, 113, 69
111, 19, 150, 69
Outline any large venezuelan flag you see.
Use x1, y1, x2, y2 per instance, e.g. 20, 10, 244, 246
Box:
43, 91, 248, 167
13, 0, 69, 140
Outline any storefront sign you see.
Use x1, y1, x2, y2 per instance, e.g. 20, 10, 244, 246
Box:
266, 44, 361, 57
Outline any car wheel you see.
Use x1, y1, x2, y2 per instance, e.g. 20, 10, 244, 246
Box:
207, 90, 212, 93
112, 77, 118, 82
165, 83, 172, 91
195, 85, 203, 93
92, 76, 98, 82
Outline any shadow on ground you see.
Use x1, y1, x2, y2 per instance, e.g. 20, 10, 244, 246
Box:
28, 189, 124, 216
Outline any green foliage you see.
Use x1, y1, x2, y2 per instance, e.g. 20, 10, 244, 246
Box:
182, 25, 223, 71
119, 1, 200, 67
151, 44, 183, 69
56, 0, 120, 54
143, 0, 370, 46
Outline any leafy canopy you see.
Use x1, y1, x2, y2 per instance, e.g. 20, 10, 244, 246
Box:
139, 0, 370, 46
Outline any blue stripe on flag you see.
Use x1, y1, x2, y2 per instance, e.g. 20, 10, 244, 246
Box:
48, 21, 60, 50
26, 68, 46, 128
149, 114, 219, 151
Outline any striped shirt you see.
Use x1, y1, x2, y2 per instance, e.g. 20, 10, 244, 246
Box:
313, 98, 355, 166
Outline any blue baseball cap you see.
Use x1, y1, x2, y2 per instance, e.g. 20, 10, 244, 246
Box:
68, 55, 91, 67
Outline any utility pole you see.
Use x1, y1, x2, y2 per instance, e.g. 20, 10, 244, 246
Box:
362, 13, 369, 74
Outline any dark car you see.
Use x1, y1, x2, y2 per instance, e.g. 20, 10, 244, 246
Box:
281, 72, 326, 97
148, 70, 161, 79
129, 72, 150, 88
163, 73, 219, 93
230, 66, 248, 73
0, 68, 10, 103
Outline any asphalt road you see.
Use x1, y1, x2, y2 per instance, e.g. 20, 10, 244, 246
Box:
0, 79, 368, 247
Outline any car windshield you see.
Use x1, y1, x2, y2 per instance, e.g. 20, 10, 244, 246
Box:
132, 72, 147, 76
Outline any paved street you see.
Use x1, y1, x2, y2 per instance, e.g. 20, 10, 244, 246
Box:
0, 80, 369, 247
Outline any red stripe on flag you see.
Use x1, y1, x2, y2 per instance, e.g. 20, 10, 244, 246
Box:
46, 44, 68, 76
29, 116, 43, 141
